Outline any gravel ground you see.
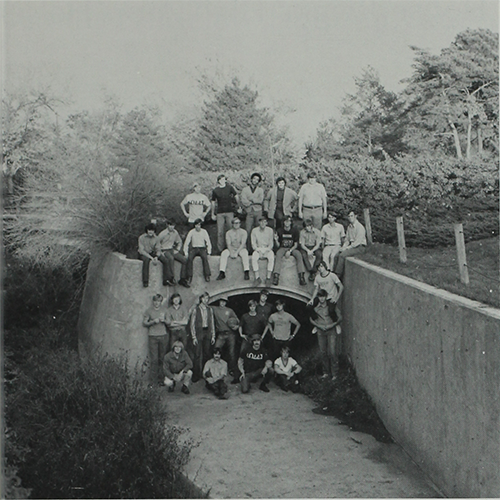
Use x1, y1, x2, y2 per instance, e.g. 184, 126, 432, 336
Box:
162, 379, 441, 499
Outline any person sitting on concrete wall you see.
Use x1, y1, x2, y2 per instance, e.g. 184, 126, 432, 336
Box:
138, 223, 167, 288
272, 216, 306, 286
238, 334, 274, 393
321, 213, 345, 272
212, 296, 240, 377
309, 289, 342, 380
165, 292, 189, 348
163, 340, 193, 394
157, 219, 190, 287
274, 346, 302, 392
299, 218, 323, 281
189, 292, 216, 382
263, 176, 298, 230
183, 218, 212, 284
307, 261, 344, 322
180, 181, 211, 226
143, 293, 169, 388
203, 347, 229, 400
217, 217, 250, 281
250, 216, 275, 286
333, 211, 367, 279
240, 172, 265, 243
262, 299, 301, 360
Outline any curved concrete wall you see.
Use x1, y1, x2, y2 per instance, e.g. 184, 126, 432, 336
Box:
77, 251, 313, 367
342, 258, 500, 498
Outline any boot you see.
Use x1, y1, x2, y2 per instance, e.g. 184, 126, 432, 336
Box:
244, 270, 250, 280
299, 273, 306, 286
216, 271, 226, 280
272, 273, 279, 286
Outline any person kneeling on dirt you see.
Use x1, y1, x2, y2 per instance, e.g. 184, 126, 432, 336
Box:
203, 347, 229, 399
238, 335, 274, 393
310, 289, 342, 380
163, 340, 193, 394
274, 346, 302, 393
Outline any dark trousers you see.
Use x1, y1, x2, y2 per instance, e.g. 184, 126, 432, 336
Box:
206, 379, 228, 398
187, 247, 211, 279
300, 247, 323, 273
271, 338, 291, 361
162, 249, 188, 281
333, 246, 366, 278
275, 373, 301, 392
148, 334, 169, 384
215, 331, 237, 373
169, 327, 187, 348
140, 252, 168, 285
241, 368, 273, 393
191, 327, 213, 381
307, 298, 339, 323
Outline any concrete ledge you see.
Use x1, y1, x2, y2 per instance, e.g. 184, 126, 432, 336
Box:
343, 257, 500, 498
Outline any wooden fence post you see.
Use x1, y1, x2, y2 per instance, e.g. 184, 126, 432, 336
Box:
396, 216, 407, 263
454, 223, 470, 285
363, 208, 372, 245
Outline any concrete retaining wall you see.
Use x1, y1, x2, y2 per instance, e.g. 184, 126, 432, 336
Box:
342, 258, 500, 498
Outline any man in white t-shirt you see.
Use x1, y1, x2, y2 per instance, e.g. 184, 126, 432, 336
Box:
217, 217, 250, 281
250, 216, 275, 285
320, 213, 345, 271
274, 346, 302, 392
298, 171, 328, 229
307, 261, 344, 322
180, 182, 211, 225
262, 299, 300, 359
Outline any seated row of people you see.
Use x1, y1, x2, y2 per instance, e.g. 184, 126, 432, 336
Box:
138, 210, 366, 288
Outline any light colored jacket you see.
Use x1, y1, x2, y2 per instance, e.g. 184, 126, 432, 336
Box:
264, 187, 298, 219
240, 185, 265, 213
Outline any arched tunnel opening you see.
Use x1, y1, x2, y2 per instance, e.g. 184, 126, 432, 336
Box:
209, 290, 317, 359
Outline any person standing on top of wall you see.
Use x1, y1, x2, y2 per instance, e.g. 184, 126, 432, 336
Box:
333, 211, 367, 279
321, 213, 345, 272
216, 217, 250, 281
240, 172, 265, 245
157, 220, 190, 287
211, 174, 239, 254
264, 176, 298, 230
272, 215, 306, 286
180, 181, 211, 226
183, 218, 212, 284
138, 223, 167, 288
298, 171, 328, 230
143, 293, 169, 388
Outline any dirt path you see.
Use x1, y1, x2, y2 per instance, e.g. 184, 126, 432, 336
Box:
162, 381, 440, 498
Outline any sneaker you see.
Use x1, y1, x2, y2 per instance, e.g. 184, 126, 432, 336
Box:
244, 270, 250, 280
143, 282, 149, 288
255, 277, 262, 286
181, 385, 190, 395
259, 383, 270, 393
216, 271, 226, 281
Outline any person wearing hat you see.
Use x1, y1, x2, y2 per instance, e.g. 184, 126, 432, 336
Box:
298, 172, 327, 229
180, 182, 211, 225
238, 334, 274, 393
240, 172, 265, 243
250, 216, 275, 285
217, 217, 250, 281
157, 220, 190, 287
272, 215, 306, 286
213, 297, 240, 375
264, 176, 298, 230
300, 218, 323, 281
163, 340, 193, 394
203, 347, 229, 399
211, 174, 239, 254
320, 213, 345, 272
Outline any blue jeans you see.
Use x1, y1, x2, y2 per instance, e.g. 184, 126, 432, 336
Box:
187, 247, 211, 279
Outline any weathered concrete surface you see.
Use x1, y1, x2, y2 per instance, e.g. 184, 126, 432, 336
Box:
342, 258, 500, 498
77, 251, 313, 366
163, 380, 440, 498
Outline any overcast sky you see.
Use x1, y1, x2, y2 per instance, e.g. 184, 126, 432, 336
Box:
3, 0, 499, 144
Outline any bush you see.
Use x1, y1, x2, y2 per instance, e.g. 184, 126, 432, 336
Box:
4, 346, 203, 499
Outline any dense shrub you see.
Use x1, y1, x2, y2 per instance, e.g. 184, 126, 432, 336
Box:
4, 347, 203, 499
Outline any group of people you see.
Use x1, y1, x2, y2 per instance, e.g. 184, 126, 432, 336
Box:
138, 171, 367, 288
144, 275, 344, 398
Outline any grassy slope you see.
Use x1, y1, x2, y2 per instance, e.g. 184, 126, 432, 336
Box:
358, 237, 499, 308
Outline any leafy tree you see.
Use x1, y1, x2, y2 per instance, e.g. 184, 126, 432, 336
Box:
402, 29, 499, 158
193, 77, 295, 171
